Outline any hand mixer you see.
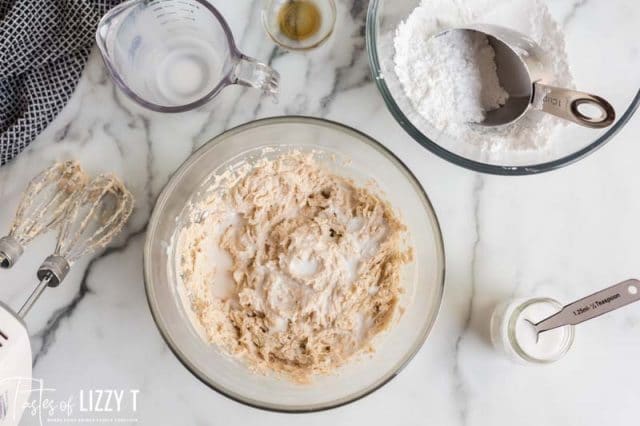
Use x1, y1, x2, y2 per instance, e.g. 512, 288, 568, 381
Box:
0, 171, 133, 425
1, 161, 86, 425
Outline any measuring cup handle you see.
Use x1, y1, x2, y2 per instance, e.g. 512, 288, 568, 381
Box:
532, 82, 616, 129
231, 55, 280, 96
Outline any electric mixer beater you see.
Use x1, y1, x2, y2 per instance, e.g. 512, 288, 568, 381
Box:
0, 170, 133, 425
19, 174, 134, 317
0, 161, 87, 268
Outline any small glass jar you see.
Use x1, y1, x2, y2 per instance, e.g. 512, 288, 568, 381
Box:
490, 297, 575, 364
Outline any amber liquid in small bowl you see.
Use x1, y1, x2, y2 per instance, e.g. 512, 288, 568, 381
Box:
277, 0, 322, 41
263, 0, 335, 50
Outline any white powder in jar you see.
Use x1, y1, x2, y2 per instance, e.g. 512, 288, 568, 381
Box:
393, 0, 574, 151
513, 301, 572, 361
491, 297, 574, 363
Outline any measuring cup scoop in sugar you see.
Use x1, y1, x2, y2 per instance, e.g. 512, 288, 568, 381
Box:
439, 24, 616, 129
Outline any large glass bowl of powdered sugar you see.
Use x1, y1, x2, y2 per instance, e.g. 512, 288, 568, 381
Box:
367, 0, 640, 174
144, 116, 445, 411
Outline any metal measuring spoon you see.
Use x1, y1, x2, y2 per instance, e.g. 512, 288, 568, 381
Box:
440, 24, 616, 129
527, 279, 640, 340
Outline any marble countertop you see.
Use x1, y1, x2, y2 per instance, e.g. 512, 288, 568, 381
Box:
1, 0, 639, 424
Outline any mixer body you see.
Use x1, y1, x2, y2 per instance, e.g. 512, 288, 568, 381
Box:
0, 303, 32, 425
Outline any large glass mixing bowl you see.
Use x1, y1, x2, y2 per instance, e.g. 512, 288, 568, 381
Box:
144, 117, 445, 412
366, 0, 640, 175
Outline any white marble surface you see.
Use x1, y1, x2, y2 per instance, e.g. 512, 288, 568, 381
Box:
1, 0, 640, 424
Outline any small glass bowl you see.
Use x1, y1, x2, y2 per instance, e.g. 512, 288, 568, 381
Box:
262, 0, 336, 51
491, 297, 575, 364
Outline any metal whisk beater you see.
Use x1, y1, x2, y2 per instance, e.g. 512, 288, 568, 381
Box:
18, 174, 134, 317
0, 161, 87, 268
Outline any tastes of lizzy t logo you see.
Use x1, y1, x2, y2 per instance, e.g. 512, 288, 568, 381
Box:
0, 377, 140, 425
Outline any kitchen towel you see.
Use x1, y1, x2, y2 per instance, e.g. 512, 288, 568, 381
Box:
0, 0, 121, 166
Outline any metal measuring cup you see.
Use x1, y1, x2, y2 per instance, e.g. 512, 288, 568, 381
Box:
96, 0, 280, 113
443, 24, 615, 129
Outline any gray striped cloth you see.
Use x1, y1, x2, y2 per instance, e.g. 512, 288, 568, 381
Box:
0, 0, 121, 165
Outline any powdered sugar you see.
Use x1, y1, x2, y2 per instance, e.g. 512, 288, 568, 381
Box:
407, 29, 509, 127
393, 0, 573, 152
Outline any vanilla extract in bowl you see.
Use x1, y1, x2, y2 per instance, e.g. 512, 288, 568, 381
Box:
263, 0, 336, 50
278, 0, 322, 41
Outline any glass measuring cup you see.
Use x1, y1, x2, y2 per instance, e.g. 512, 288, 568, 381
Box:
96, 0, 280, 112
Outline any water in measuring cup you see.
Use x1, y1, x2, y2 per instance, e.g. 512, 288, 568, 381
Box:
150, 36, 224, 106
